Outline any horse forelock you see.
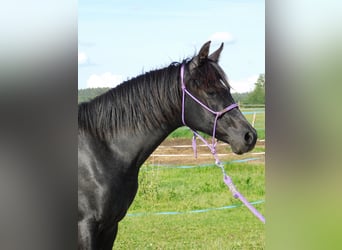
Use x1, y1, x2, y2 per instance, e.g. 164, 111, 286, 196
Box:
189, 59, 231, 90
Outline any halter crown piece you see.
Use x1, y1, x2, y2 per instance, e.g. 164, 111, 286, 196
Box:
180, 64, 265, 223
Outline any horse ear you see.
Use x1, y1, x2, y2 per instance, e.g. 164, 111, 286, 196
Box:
189, 41, 211, 71
208, 42, 224, 62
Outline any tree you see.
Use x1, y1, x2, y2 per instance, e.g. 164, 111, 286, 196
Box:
245, 74, 265, 104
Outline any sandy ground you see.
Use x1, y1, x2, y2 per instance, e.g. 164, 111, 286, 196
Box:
146, 138, 265, 166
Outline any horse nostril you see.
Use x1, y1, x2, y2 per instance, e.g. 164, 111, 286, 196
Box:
244, 131, 254, 145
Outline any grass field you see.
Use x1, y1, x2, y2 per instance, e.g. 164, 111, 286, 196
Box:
115, 162, 265, 249
114, 108, 265, 249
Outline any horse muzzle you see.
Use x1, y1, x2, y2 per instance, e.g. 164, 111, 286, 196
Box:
228, 127, 257, 155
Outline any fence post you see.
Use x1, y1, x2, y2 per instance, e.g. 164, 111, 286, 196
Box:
252, 112, 256, 127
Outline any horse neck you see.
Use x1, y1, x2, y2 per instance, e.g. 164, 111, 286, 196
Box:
118, 65, 183, 135
93, 65, 184, 169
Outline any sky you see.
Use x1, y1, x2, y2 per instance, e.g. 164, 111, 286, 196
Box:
78, 0, 264, 93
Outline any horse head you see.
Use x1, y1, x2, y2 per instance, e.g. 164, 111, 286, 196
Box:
182, 41, 257, 154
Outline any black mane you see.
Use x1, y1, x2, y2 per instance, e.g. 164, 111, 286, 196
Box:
78, 57, 231, 140
78, 61, 185, 139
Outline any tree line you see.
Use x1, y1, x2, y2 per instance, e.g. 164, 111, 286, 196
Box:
78, 74, 265, 105
78, 87, 110, 103
231, 74, 265, 105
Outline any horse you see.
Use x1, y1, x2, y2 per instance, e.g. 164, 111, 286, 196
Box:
78, 41, 257, 249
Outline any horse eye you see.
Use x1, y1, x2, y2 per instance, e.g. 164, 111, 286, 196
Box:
207, 89, 217, 96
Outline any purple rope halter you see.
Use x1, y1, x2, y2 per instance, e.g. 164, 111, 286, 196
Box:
180, 64, 265, 223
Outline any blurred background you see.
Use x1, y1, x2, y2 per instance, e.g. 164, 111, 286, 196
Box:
0, 1, 341, 249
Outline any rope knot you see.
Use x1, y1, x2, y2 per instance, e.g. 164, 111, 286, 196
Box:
224, 175, 239, 198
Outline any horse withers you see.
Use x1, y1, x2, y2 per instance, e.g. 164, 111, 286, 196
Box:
78, 41, 257, 249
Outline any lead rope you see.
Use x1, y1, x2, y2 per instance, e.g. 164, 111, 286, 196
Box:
180, 64, 265, 223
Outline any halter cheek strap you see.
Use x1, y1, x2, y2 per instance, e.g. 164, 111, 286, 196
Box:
180, 64, 238, 158
180, 64, 265, 224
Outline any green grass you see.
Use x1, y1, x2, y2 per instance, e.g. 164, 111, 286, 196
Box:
115, 163, 265, 249
169, 109, 265, 140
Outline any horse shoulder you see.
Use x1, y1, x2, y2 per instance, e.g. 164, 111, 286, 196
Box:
78, 132, 139, 223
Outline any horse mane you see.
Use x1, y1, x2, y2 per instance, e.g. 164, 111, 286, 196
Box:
78, 61, 186, 140
78, 58, 230, 140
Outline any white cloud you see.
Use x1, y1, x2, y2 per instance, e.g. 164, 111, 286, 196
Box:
78, 51, 88, 64
87, 72, 124, 88
230, 75, 259, 93
209, 32, 235, 43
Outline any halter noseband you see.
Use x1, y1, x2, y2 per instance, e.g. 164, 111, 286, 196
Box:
180, 63, 265, 224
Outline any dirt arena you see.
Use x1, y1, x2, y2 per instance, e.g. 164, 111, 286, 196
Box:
146, 138, 265, 166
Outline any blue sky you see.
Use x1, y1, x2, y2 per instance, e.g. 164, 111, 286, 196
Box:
78, 0, 264, 92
